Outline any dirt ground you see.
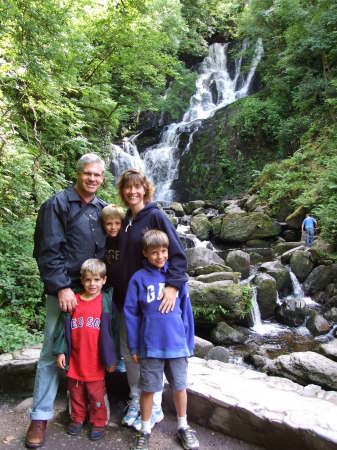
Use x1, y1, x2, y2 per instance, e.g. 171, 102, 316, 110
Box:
0, 391, 269, 450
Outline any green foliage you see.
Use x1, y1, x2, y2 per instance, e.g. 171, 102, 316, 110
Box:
254, 126, 337, 242
160, 68, 198, 121
237, 284, 253, 319
193, 304, 228, 322
0, 219, 45, 352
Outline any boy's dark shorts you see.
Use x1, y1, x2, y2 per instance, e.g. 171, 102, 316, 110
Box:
139, 357, 188, 392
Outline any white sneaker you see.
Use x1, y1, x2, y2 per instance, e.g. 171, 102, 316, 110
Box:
121, 404, 139, 427
132, 408, 164, 431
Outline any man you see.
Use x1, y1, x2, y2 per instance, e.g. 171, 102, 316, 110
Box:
301, 213, 318, 248
25, 153, 106, 448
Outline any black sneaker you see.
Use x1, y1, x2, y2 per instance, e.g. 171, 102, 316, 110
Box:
67, 421, 83, 436
176, 427, 199, 450
129, 431, 150, 450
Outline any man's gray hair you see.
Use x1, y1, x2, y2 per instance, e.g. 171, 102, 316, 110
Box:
76, 153, 105, 172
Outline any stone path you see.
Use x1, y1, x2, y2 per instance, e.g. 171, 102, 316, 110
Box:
0, 394, 267, 450
1, 349, 337, 450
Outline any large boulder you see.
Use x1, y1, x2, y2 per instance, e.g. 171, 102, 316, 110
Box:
245, 194, 258, 212
285, 205, 306, 229
289, 250, 314, 282
264, 351, 337, 391
169, 202, 185, 217
306, 312, 331, 336
280, 245, 305, 264
254, 273, 277, 319
184, 200, 205, 215
260, 261, 292, 297
211, 322, 248, 345
195, 272, 240, 283
194, 264, 233, 276
194, 336, 214, 358
274, 242, 303, 256
311, 237, 335, 254
226, 250, 250, 279
185, 247, 225, 275
216, 212, 281, 243
188, 279, 250, 322
319, 339, 337, 362
275, 300, 306, 327
205, 346, 231, 363
303, 264, 337, 295
190, 214, 211, 240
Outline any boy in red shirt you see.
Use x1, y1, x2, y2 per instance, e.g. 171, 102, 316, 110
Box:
54, 259, 118, 440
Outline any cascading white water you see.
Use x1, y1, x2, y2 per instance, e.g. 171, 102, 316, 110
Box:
110, 39, 263, 201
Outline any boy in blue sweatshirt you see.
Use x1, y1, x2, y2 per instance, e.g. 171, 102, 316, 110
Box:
124, 230, 199, 450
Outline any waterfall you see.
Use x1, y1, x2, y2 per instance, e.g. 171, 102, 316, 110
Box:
286, 266, 318, 306
110, 39, 264, 201
250, 286, 263, 331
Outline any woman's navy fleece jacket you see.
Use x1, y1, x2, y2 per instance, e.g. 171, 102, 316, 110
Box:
111, 202, 188, 310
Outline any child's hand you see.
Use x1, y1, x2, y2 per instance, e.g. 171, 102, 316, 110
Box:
106, 363, 117, 373
132, 354, 140, 364
57, 354, 66, 370
158, 286, 177, 314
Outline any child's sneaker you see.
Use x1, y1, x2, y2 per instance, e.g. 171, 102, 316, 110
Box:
176, 427, 199, 450
129, 431, 150, 450
116, 357, 126, 373
89, 426, 105, 441
67, 421, 83, 436
132, 408, 164, 431
122, 404, 139, 427
150, 408, 164, 429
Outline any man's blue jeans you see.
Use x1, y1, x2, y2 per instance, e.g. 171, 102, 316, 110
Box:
305, 228, 314, 247
30, 295, 61, 420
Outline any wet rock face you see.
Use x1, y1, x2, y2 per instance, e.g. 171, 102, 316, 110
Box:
275, 301, 306, 327
306, 312, 331, 336
290, 250, 314, 282
211, 322, 248, 345
205, 346, 231, 363
259, 260, 292, 297
254, 273, 277, 319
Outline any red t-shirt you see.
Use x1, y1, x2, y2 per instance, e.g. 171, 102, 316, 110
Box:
67, 293, 105, 382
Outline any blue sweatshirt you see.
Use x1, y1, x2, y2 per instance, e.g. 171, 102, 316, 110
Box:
124, 261, 194, 359
112, 202, 188, 309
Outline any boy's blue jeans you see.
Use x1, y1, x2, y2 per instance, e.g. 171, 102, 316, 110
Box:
30, 294, 61, 421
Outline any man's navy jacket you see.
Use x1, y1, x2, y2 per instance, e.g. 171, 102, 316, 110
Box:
34, 187, 106, 295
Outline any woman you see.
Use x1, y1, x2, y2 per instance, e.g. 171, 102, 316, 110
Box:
114, 169, 188, 431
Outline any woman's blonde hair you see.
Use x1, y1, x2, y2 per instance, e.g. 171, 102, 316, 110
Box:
117, 169, 154, 207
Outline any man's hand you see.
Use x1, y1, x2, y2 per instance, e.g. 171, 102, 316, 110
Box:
158, 286, 177, 314
106, 363, 117, 373
58, 288, 77, 313
57, 354, 66, 370
132, 354, 140, 364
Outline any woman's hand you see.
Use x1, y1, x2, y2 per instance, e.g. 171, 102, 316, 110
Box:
106, 363, 117, 373
132, 354, 140, 364
57, 354, 66, 370
158, 286, 177, 314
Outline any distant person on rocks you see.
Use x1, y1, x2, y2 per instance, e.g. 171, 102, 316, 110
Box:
301, 213, 318, 248
54, 258, 118, 441
25, 153, 107, 449
124, 229, 199, 450
111, 169, 188, 433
